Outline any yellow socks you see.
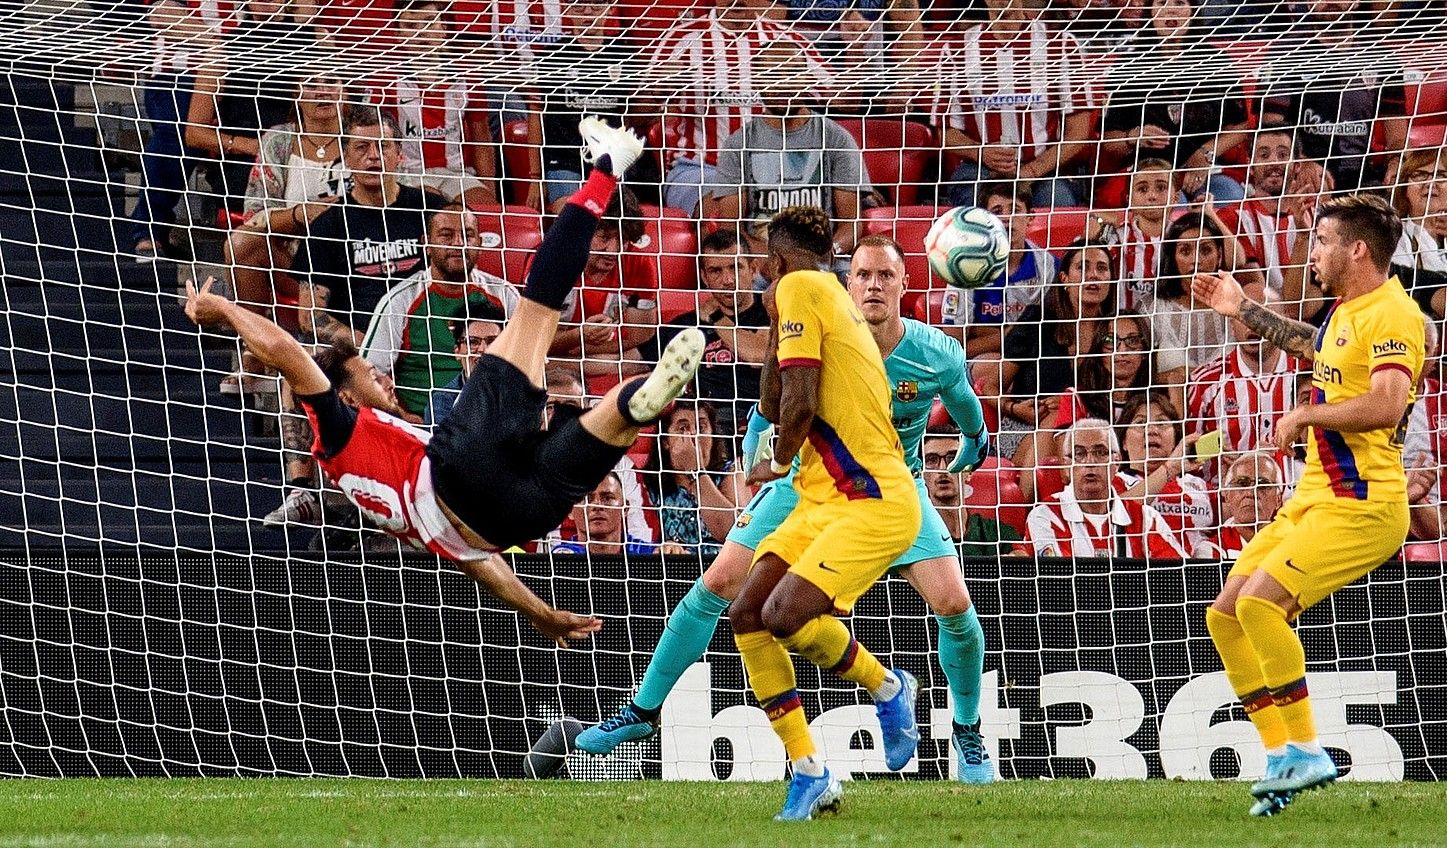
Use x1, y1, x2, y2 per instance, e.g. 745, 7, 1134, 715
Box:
735, 630, 814, 760
781, 615, 888, 696
1206, 606, 1287, 750
1236, 595, 1316, 745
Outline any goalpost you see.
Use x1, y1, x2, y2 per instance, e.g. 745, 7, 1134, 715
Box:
0, 0, 1445, 780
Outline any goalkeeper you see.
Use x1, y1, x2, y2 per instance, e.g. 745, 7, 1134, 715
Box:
578, 235, 994, 784
183, 118, 705, 646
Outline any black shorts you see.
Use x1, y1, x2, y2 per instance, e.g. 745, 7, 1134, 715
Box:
426, 354, 627, 549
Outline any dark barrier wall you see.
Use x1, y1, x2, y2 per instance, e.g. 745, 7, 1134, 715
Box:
0, 550, 1442, 780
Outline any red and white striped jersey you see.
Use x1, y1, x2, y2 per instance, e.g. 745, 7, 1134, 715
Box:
1417, 376, 1447, 499
1217, 196, 1299, 294
1193, 523, 1251, 560
1187, 346, 1300, 461
1112, 469, 1214, 552
302, 399, 494, 562
450, 0, 563, 56
1025, 486, 1186, 559
649, 11, 834, 168
371, 77, 487, 174
1113, 212, 1161, 312
930, 20, 1098, 160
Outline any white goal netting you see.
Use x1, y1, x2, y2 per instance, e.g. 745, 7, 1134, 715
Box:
0, 0, 1445, 780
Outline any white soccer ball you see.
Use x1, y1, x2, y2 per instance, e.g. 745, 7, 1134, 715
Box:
923, 205, 1011, 290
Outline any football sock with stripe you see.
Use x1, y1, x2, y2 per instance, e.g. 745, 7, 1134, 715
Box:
781, 615, 896, 700
1206, 606, 1288, 751
520, 169, 617, 310
1236, 595, 1317, 747
936, 608, 986, 726
736, 629, 815, 761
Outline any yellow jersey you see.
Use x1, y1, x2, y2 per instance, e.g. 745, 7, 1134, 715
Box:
1298, 276, 1425, 503
773, 269, 913, 504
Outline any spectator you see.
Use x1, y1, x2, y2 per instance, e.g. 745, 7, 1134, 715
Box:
552, 473, 660, 556
1024, 418, 1185, 558
545, 187, 659, 397
1256, 0, 1409, 191
978, 239, 1116, 458
370, 0, 497, 207
294, 108, 445, 346
943, 181, 1056, 358
1215, 122, 1324, 297
527, 0, 653, 211
361, 205, 520, 416
648, 0, 834, 214
1186, 279, 1299, 467
425, 313, 502, 426
933, 0, 1098, 209
815, 0, 928, 117
922, 428, 1024, 557
222, 71, 350, 393
1406, 314, 1440, 540
1099, 158, 1175, 312
1114, 390, 1213, 552
642, 230, 769, 433
126, 0, 211, 261
1149, 210, 1251, 402
709, 41, 868, 260
1193, 451, 1285, 559
1100, 0, 1251, 202
184, 0, 315, 221
541, 368, 656, 546
652, 401, 745, 558
1389, 149, 1447, 317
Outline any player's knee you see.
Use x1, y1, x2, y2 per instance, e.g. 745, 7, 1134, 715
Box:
727, 598, 765, 634
929, 593, 971, 618
760, 594, 808, 639
701, 548, 749, 599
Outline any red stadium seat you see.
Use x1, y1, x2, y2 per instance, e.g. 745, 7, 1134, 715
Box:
912, 289, 960, 325
635, 206, 699, 290
1406, 72, 1447, 148
834, 118, 937, 205
1026, 207, 1092, 257
962, 460, 1031, 537
466, 204, 544, 284
501, 119, 535, 205
862, 205, 950, 315
1034, 456, 1067, 503
659, 289, 701, 322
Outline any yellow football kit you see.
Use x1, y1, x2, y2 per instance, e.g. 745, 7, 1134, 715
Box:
756, 270, 920, 612
1230, 276, 1424, 609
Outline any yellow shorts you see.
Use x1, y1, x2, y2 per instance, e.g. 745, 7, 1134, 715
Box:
754, 489, 920, 613
1228, 495, 1409, 611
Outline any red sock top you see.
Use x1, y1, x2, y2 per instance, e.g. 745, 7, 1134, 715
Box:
570, 169, 619, 217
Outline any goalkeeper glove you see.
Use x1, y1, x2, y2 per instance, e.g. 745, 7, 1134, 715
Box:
740, 404, 776, 471
949, 426, 989, 474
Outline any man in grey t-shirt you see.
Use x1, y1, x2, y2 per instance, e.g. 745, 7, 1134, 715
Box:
709, 42, 869, 257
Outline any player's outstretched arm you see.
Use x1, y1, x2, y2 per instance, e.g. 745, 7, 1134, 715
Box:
938, 344, 989, 472
1192, 272, 1316, 362
183, 278, 331, 396
749, 365, 820, 485
454, 555, 602, 647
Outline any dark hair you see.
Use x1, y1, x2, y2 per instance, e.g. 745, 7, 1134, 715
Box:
924, 423, 961, 438
656, 401, 728, 499
700, 228, 741, 254
1156, 213, 1229, 301
448, 298, 506, 345
1075, 311, 1154, 422
343, 106, 403, 143
1317, 193, 1403, 272
313, 338, 360, 389
768, 206, 834, 260
597, 186, 646, 246
852, 234, 906, 263
1115, 389, 1184, 465
397, 0, 448, 14
426, 202, 470, 237
1253, 118, 1296, 146
976, 180, 1033, 214
1042, 238, 1117, 347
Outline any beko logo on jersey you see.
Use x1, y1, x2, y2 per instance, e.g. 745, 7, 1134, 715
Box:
780, 320, 805, 339
1313, 360, 1344, 385
1372, 339, 1408, 356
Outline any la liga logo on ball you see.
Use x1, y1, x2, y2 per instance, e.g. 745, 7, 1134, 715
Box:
923, 205, 1011, 290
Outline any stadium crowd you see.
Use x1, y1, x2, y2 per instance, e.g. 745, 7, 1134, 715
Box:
124, 0, 1447, 559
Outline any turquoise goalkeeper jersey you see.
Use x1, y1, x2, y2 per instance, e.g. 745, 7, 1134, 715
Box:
886, 318, 980, 475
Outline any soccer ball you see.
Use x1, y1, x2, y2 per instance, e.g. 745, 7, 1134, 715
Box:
923, 206, 1011, 290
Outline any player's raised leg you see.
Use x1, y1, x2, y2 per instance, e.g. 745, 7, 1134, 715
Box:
898, 552, 991, 784
485, 117, 643, 386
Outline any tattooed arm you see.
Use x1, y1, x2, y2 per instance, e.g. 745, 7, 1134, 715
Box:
1192, 272, 1317, 362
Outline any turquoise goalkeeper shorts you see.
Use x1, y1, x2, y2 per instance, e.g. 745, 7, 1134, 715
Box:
726, 474, 956, 569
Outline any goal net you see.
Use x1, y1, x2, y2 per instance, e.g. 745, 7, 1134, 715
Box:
0, 0, 1445, 780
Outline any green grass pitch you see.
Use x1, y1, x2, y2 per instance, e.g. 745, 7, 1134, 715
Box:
0, 779, 1441, 847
